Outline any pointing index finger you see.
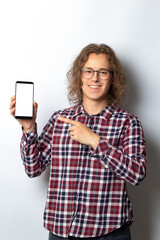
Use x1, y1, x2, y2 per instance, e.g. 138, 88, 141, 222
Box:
58, 117, 76, 125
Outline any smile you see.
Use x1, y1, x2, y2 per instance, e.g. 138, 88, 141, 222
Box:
88, 85, 102, 89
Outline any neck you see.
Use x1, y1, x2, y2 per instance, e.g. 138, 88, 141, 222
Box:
82, 99, 108, 115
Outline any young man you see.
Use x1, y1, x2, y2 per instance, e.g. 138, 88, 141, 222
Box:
10, 44, 146, 240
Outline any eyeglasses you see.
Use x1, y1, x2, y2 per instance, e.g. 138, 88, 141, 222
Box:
80, 67, 113, 81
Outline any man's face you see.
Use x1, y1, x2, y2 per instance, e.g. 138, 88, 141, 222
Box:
81, 53, 113, 105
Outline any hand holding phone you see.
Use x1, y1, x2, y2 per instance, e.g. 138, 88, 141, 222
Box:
10, 96, 38, 132
9, 81, 38, 132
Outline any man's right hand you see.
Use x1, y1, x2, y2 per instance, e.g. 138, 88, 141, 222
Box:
9, 95, 38, 132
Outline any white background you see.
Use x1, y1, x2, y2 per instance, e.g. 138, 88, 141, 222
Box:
0, 0, 160, 239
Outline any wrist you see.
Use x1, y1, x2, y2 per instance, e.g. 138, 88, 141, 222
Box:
23, 123, 36, 133
91, 134, 100, 150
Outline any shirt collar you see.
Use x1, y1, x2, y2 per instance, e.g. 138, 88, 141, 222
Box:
72, 103, 117, 121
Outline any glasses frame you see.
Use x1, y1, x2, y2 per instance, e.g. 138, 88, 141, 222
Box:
80, 67, 113, 81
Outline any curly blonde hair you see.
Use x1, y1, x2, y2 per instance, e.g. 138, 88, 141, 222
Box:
67, 43, 126, 106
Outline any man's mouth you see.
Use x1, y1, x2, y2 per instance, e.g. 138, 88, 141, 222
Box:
88, 85, 102, 89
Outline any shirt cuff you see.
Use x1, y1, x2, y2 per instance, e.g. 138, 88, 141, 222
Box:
21, 123, 38, 146
88, 137, 111, 169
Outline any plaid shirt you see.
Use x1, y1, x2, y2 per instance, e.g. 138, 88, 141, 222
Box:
20, 103, 146, 238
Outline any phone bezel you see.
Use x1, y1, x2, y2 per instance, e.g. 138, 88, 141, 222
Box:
15, 81, 34, 119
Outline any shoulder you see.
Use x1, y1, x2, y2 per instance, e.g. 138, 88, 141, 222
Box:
113, 106, 136, 118
113, 106, 143, 129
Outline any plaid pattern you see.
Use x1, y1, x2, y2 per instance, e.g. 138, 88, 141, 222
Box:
21, 104, 146, 238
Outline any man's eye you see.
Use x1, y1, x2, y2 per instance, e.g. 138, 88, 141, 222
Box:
86, 70, 92, 74
100, 71, 108, 75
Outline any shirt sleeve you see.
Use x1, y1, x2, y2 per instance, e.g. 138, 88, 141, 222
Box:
89, 116, 147, 186
20, 114, 56, 178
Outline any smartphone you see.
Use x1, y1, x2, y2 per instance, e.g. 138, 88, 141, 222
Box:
15, 81, 34, 119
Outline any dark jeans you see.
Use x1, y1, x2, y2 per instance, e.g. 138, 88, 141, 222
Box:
49, 224, 131, 240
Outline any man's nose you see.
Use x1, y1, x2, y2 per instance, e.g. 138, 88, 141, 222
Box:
92, 71, 100, 81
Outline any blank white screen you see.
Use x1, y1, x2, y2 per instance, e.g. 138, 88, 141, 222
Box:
15, 82, 33, 117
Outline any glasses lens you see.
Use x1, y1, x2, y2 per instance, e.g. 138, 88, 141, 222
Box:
99, 70, 110, 80
82, 68, 93, 79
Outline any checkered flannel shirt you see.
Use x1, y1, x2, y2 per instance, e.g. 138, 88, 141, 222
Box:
20, 103, 146, 238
